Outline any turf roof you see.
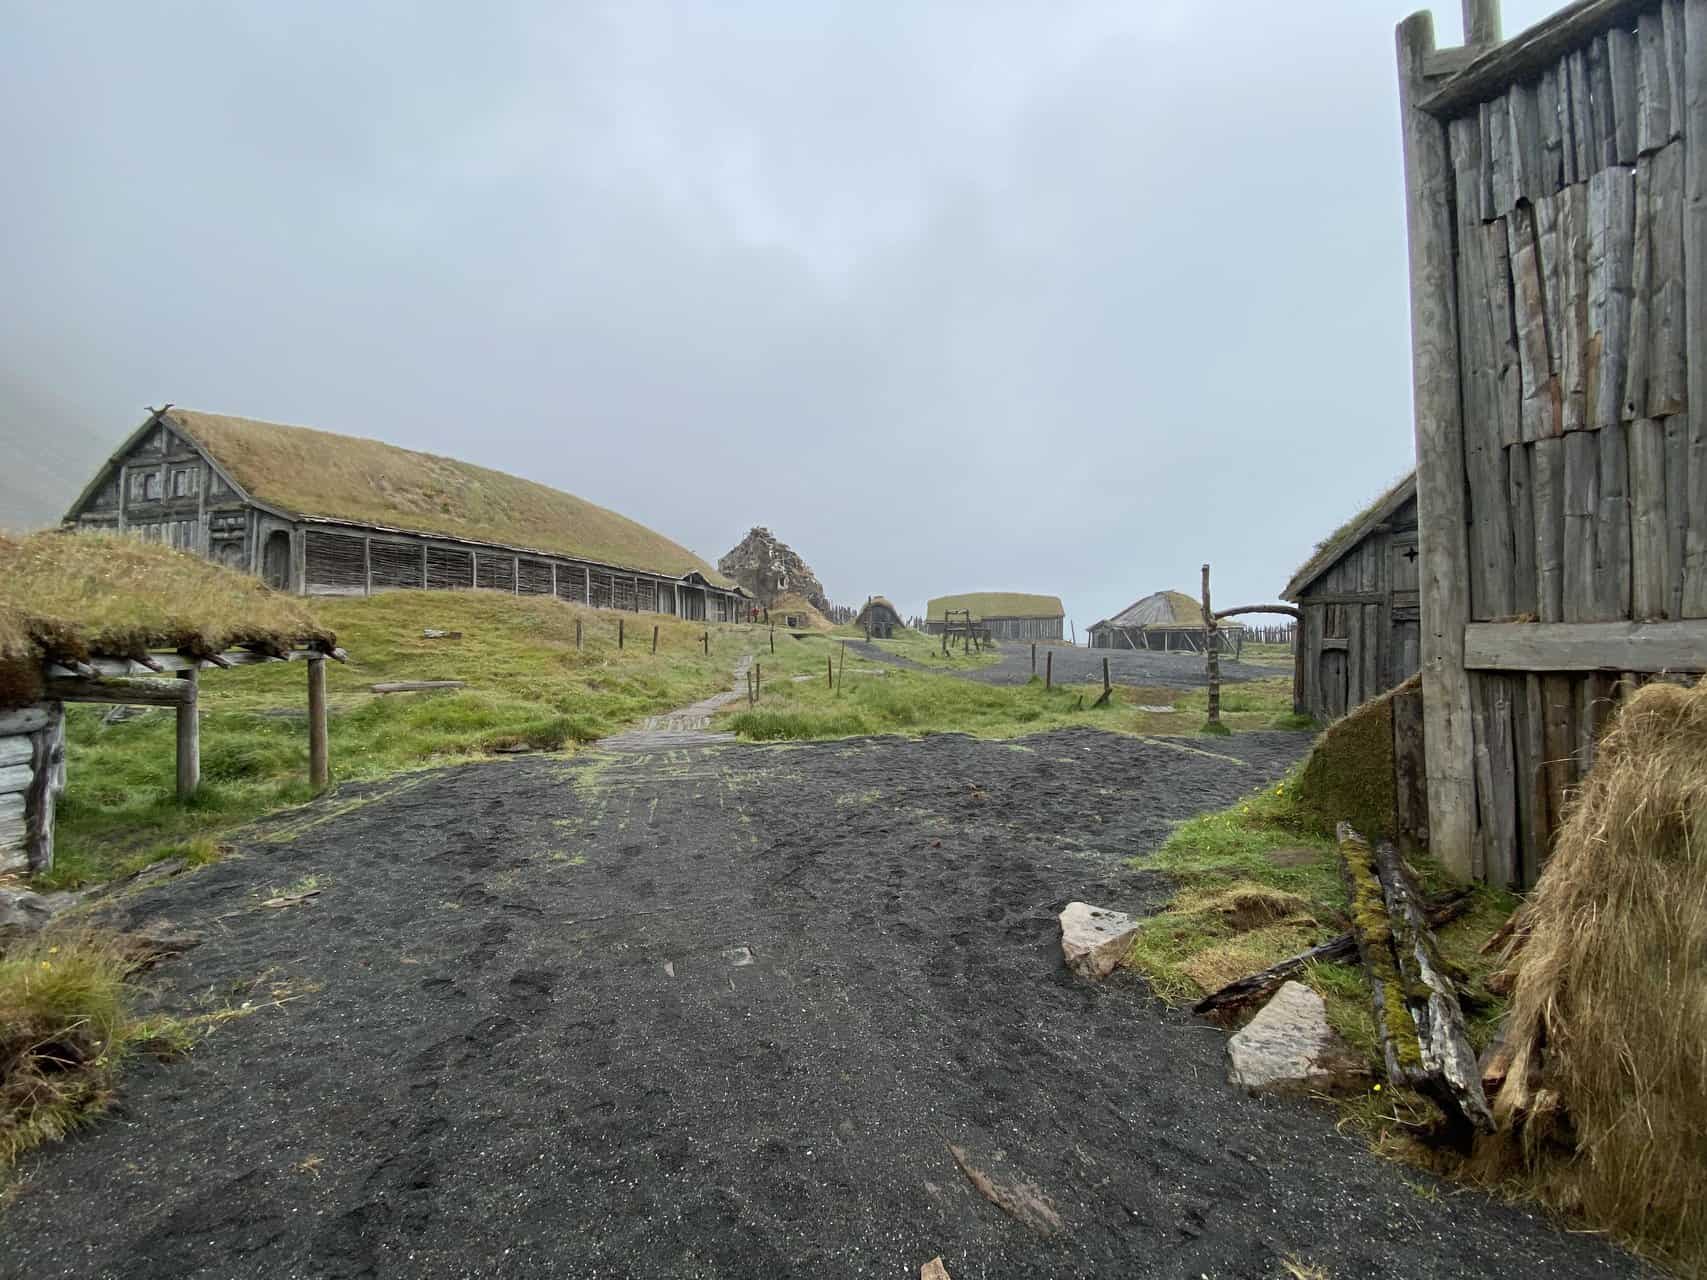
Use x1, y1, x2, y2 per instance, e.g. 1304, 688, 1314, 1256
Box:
0, 531, 333, 707
1283, 472, 1417, 601
1091, 590, 1242, 631
148, 409, 732, 585
924, 592, 1064, 621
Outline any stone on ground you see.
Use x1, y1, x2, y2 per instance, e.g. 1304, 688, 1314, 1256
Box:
1058, 901, 1139, 979
1226, 980, 1366, 1093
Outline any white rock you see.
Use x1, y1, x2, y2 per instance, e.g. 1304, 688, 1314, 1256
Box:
1227, 980, 1365, 1093
1059, 901, 1139, 979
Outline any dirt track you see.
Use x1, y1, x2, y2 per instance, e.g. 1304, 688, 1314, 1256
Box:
3, 730, 1641, 1278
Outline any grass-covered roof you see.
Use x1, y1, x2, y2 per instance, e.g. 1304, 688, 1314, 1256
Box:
924, 591, 1063, 621
154, 409, 731, 585
1283, 471, 1417, 601
1092, 589, 1241, 631
0, 531, 333, 707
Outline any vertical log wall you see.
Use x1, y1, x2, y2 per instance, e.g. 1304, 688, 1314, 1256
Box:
1401, 0, 1705, 887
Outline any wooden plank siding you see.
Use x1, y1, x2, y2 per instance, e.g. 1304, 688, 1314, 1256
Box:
1404, 0, 1701, 888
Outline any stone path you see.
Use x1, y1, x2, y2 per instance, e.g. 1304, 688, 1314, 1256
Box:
596, 655, 753, 752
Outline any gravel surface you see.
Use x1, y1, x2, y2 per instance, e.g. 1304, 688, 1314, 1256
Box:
2, 729, 1642, 1279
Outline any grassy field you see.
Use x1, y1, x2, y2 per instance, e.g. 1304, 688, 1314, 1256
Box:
726, 644, 1302, 742
37, 590, 770, 889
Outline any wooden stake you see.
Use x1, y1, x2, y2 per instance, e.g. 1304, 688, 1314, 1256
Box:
618, 618, 624, 650
1031, 642, 1037, 674
652, 624, 659, 654
1202, 563, 1221, 727
1045, 650, 1052, 690
770, 628, 775, 654
176, 668, 200, 800
838, 640, 846, 692
576, 619, 582, 650
703, 631, 709, 655
307, 656, 329, 791
1093, 656, 1112, 708
827, 655, 834, 688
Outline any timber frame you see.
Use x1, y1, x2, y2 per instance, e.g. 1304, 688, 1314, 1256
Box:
1397, 0, 1706, 886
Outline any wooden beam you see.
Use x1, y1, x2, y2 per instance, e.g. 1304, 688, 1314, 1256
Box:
24, 705, 64, 873
1400, 11, 1478, 880
176, 669, 200, 799
1463, 0, 1502, 47
1421, 0, 1649, 115
44, 675, 194, 706
1465, 619, 1707, 671
1683, 0, 1707, 614
308, 656, 330, 790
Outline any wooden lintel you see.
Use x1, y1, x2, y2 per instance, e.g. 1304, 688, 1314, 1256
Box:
45, 675, 195, 706
1419, 0, 1648, 116
1298, 592, 1388, 606
45, 649, 312, 678
1464, 619, 1707, 672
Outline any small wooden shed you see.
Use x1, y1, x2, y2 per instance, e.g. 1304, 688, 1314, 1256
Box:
1088, 590, 1245, 654
1282, 473, 1421, 723
855, 597, 905, 639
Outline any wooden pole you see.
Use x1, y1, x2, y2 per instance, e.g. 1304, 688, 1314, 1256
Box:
1202, 563, 1221, 727
1031, 642, 1037, 675
1461, 0, 1500, 48
576, 619, 582, 650
1045, 650, 1052, 690
176, 668, 200, 800
770, 627, 775, 654
1399, 10, 1476, 879
307, 655, 329, 791
703, 631, 709, 655
755, 663, 761, 698
827, 655, 834, 689
652, 624, 659, 654
838, 640, 846, 692
618, 618, 624, 650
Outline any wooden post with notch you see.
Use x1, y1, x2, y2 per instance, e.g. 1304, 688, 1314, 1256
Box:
176, 668, 200, 799
1399, 8, 1476, 878
307, 655, 330, 791
1202, 563, 1221, 727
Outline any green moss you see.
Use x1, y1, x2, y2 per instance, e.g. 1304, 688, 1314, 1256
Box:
1295, 691, 1398, 840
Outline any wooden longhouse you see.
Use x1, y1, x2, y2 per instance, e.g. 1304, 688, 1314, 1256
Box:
1396, 0, 1706, 887
1282, 474, 1423, 723
1087, 590, 1246, 655
922, 593, 1064, 642
65, 408, 747, 623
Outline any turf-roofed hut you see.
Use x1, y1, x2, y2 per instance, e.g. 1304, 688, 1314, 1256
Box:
1086, 590, 1245, 655
0, 531, 339, 878
1282, 473, 1420, 723
854, 596, 905, 639
65, 408, 747, 624
922, 592, 1064, 642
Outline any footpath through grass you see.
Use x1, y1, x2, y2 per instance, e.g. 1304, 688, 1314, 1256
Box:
38, 591, 765, 890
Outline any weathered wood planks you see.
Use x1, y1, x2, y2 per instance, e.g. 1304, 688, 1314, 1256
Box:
1464, 617, 1707, 669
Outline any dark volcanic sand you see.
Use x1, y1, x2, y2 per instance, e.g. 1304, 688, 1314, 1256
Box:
3, 730, 1641, 1279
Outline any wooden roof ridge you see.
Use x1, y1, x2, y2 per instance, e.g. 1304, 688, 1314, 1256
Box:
1282, 471, 1418, 602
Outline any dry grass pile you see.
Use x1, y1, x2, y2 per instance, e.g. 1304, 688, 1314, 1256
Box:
0, 927, 162, 1168
166, 409, 730, 583
0, 530, 333, 705
1485, 679, 1707, 1275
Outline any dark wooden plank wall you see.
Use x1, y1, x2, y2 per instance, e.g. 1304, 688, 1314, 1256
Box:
1435, 0, 1701, 887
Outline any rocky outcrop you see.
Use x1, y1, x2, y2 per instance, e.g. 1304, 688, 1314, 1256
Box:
718, 528, 830, 612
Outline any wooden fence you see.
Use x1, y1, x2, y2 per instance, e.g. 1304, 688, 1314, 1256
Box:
1398, 0, 1705, 886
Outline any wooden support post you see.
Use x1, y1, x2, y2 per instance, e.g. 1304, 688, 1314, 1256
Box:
1683, 0, 1707, 614
307, 655, 329, 791
24, 704, 65, 874
1031, 642, 1037, 675
770, 627, 775, 654
618, 618, 624, 650
1045, 650, 1053, 690
652, 624, 659, 654
703, 631, 709, 655
576, 619, 582, 651
1400, 11, 1476, 879
1461, 0, 1500, 48
1202, 563, 1221, 728
1093, 656, 1113, 708
176, 669, 200, 800
755, 663, 761, 698
1293, 633, 1308, 718
838, 641, 846, 692
827, 655, 834, 688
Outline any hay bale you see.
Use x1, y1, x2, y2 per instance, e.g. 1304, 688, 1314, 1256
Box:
1488, 679, 1707, 1272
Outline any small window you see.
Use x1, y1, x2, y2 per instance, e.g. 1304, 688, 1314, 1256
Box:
171, 468, 198, 498
140, 472, 162, 500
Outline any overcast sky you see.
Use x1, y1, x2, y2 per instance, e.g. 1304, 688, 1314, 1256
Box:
0, 1, 1560, 629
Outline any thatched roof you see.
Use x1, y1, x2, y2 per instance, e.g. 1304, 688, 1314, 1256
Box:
855, 596, 902, 625
1283, 472, 1417, 601
0, 531, 334, 707
79, 408, 733, 586
1090, 590, 1245, 632
925, 592, 1063, 621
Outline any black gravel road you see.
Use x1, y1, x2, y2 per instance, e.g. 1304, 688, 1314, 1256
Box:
3, 730, 1642, 1279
